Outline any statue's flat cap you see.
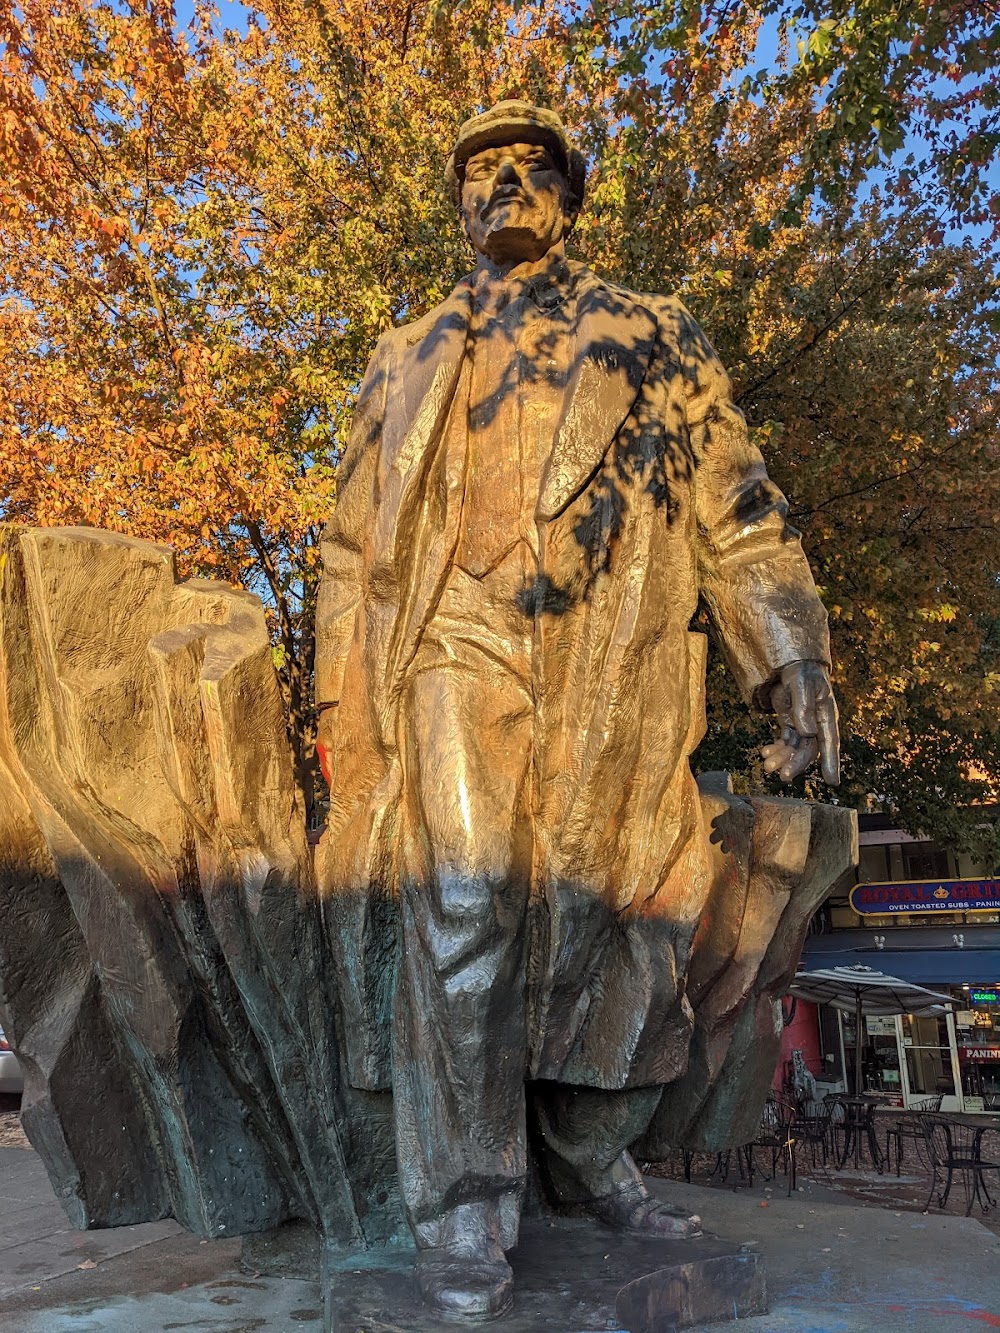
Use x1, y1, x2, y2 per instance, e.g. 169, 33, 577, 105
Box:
446, 101, 586, 210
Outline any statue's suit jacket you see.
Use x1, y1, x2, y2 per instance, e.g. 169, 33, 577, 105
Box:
315, 262, 830, 1093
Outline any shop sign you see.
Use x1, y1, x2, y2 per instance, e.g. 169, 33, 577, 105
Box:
958, 1046, 1000, 1061
849, 879, 1000, 914
960, 1009, 996, 1029
866, 1016, 897, 1036
970, 987, 1000, 1006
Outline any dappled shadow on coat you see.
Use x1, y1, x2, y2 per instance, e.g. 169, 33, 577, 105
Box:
408, 263, 800, 613
406, 267, 710, 614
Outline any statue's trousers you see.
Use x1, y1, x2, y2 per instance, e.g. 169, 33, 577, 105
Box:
390, 565, 661, 1249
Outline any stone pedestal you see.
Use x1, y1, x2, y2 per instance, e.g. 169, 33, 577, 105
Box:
242, 1213, 766, 1332
0, 524, 851, 1329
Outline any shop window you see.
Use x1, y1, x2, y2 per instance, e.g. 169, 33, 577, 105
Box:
858, 845, 890, 881
901, 1013, 956, 1097
956, 986, 1000, 1104
807, 900, 833, 934
902, 843, 951, 881
818, 1005, 844, 1082
830, 904, 860, 928
841, 1013, 904, 1096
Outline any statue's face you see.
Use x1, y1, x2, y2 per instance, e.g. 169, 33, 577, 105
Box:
461, 140, 570, 264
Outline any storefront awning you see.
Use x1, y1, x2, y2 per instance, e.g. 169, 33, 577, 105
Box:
800, 940, 997, 985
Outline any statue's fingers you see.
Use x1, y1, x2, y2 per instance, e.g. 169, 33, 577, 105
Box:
816, 697, 841, 786
779, 736, 818, 782
762, 737, 794, 770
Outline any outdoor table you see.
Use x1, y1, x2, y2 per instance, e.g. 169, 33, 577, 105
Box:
941, 1111, 1000, 1127
829, 1094, 884, 1172
874, 1108, 1000, 1130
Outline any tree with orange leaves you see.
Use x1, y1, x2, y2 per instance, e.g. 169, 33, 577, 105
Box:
1, 0, 999, 848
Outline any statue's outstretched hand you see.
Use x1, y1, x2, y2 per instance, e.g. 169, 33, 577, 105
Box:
761, 660, 840, 786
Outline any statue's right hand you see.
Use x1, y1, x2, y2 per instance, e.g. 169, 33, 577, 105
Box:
316, 704, 338, 786
761, 661, 839, 786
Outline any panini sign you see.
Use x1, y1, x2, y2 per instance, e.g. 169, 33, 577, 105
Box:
958, 1046, 1000, 1062
849, 879, 1000, 915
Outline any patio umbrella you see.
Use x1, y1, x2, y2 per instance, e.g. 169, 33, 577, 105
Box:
788, 965, 955, 1095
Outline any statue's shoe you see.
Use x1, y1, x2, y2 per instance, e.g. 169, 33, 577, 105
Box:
415, 1246, 514, 1323
585, 1182, 702, 1239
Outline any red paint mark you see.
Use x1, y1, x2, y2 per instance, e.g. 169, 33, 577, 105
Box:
927, 1310, 1000, 1327
880, 1304, 1000, 1326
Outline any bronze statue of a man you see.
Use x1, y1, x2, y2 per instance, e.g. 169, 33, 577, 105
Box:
315, 101, 839, 1320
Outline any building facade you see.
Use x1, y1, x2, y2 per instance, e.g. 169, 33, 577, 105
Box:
789, 813, 1000, 1111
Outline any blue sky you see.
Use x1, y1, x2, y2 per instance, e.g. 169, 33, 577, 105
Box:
173, 0, 252, 36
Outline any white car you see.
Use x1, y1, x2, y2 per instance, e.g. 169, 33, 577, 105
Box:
0, 1025, 23, 1095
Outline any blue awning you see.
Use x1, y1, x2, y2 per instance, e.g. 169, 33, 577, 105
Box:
800, 941, 997, 986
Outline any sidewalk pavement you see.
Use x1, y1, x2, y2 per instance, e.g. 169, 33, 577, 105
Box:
2, 1144, 999, 1332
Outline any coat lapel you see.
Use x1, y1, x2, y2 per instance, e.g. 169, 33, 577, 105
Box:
400, 283, 474, 427
375, 282, 473, 573
538, 273, 657, 522
377, 283, 474, 711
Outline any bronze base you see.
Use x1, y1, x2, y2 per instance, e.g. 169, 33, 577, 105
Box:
242, 1213, 767, 1331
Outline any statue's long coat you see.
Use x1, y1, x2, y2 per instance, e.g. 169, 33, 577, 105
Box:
316, 263, 829, 1094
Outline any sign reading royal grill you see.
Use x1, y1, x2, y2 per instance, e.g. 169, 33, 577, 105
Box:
849, 879, 1000, 915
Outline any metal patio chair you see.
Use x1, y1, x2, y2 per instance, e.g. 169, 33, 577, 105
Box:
922, 1114, 1000, 1216
884, 1095, 943, 1175
792, 1097, 833, 1169
744, 1096, 798, 1195
678, 1147, 745, 1187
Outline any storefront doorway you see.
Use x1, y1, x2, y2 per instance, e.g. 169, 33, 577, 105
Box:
838, 1009, 963, 1110
900, 1011, 963, 1108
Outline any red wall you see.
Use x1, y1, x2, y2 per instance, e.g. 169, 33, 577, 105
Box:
774, 999, 824, 1092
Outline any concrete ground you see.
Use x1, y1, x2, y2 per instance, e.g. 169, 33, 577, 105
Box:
1, 1143, 999, 1332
